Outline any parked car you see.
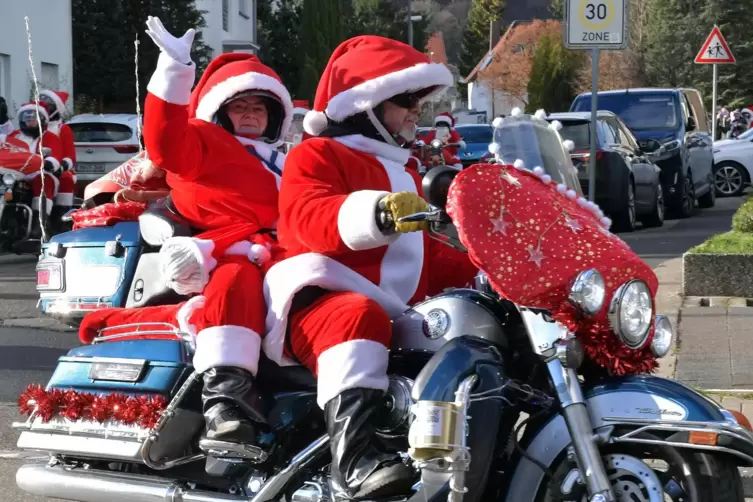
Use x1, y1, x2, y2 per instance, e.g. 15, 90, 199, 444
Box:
711, 128, 753, 196
570, 88, 715, 218
455, 124, 494, 166
67, 114, 142, 186
547, 111, 665, 231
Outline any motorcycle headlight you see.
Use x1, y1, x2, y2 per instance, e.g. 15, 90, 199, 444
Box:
651, 314, 674, 358
568, 269, 605, 315
608, 280, 653, 348
431, 139, 443, 149
2, 173, 15, 186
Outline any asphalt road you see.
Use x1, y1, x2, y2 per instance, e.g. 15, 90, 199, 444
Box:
0, 195, 745, 501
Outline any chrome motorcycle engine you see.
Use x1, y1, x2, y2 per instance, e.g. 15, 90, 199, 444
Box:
376, 375, 415, 437
291, 479, 331, 502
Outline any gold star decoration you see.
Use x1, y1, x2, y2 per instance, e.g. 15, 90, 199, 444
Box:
563, 214, 582, 234
500, 170, 522, 188
527, 244, 545, 268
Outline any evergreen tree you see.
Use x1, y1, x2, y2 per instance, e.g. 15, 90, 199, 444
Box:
458, 0, 506, 78
347, 0, 429, 50
298, 0, 344, 101
550, 0, 564, 19
258, 0, 303, 95
526, 32, 583, 113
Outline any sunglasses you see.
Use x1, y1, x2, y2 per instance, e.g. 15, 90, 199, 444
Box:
388, 92, 421, 109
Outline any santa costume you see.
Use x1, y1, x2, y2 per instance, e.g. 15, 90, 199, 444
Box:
79, 16, 293, 447
39, 89, 78, 217
5, 102, 64, 235
265, 35, 478, 499
424, 111, 465, 159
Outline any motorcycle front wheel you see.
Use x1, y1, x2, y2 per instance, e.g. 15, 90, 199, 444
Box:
538, 431, 744, 502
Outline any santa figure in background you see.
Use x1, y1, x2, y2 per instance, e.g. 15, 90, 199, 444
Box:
4, 102, 65, 237
425, 112, 465, 155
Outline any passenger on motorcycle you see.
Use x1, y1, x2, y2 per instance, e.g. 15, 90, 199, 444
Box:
5, 101, 65, 238
79, 16, 294, 448
266, 35, 479, 500
39, 89, 77, 220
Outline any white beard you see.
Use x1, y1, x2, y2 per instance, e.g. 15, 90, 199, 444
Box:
399, 123, 417, 142
435, 127, 450, 141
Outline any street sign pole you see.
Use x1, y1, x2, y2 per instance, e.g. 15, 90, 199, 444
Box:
694, 25, 736, 141
712, 63, 717, 140
563, 0, 628, 202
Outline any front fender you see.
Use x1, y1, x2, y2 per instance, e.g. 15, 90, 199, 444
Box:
504, 375, 753, 502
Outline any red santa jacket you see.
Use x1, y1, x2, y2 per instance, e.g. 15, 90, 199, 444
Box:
49, 121, 76, 168
4, 130, 62, 189
262, 134, 478, 364
424, 128, 463, 156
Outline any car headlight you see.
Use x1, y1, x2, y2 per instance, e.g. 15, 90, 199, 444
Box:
2, 173, 15, 186
651, 314, 674, 358
608, 280, 653, 348
568, 269, 605, 315
661, 140, 681, 153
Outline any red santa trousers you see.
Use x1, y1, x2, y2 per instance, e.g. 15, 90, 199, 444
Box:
29, 173, 58, 214
79, 256, 267, 375
55, 171, 75, 208
287, 290, 392, 408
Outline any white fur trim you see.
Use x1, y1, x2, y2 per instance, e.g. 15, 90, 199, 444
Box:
176, 295, 206, 339
549, 120, 563, 131
600, 217, 612, 228
62, 158, 74, 171
147, 52, 196, 106
513, 159, 525, 170
488, 142, 500, 154
566, 189, 577, 199
324, 63, 453, 124
40, 90, 66, 116
337, 190, 396, 251
510, 107, 523, 117
534, 109, 547, 120
541, 174, 552, 184
31, 196, 53, 214
18, 103, 49, 121
303, 110, 329, 136
556, 183, 567, 193
492, 117, 505, 128
453, 163, 463, 169
533, 166, 545, 177
55, 192, 74, 206
225, 240, 252, 256
562, 139, 575, 152
316, 340, 389, 408
44, 157, 61, 172
193, 325, 262, 375
334, 134, 409, 165
248, 243, 271, 265
195, 71, 294, 148
457, 140, 466, 149
434, 115, 453, 127
48, 121, 61, 135
160, 237, 217, 295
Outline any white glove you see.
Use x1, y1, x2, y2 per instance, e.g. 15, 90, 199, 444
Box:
458, 140, 466, 149
159, 237, 217, 295
145, 16, 196, 65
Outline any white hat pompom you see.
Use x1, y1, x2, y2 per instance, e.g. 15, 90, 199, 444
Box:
576, 197, 589, 207
492, 117, 505, 128
600, 217, 612, 228
488, 142, 501, 154
556, 183, 567, 193
303, 110, 328, 136
566, 189, 577, 199
510, 107, 523, 117
541, 174, 552, 184
513, 158, 525, 170
548, 120, 563, 131
248, 243, 272, 266
562, 139, 575, 152
534, 109, 547, 120
533, 166, 545, 177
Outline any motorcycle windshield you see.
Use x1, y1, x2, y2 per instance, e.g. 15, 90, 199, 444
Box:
492, 115, 582, 194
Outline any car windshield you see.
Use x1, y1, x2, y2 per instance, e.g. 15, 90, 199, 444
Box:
69, 122, 134, 142
557, 121, 590, 149
572, 92, 680, 131
456, 126, 493, 144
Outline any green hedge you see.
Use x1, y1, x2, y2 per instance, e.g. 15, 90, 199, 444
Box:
732, 198, 753, 233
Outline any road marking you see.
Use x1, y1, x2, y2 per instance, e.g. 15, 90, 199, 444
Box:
704, 388, 753, 393
0, 450, 47, 460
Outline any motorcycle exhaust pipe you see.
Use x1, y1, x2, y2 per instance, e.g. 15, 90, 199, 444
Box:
16, 464, 245, 502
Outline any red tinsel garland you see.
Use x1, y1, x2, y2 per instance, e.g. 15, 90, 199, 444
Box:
18, 385, 167, 429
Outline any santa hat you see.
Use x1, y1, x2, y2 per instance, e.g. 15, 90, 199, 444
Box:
303, 35, 454, 136
188, 53, 293, 147
434, 112, 455, 127
17, 102, 50, 122
39, 90, 69, 115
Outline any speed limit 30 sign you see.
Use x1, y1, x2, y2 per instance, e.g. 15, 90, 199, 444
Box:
564, 0, 628, 50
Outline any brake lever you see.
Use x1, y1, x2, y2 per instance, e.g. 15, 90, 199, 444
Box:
397, 209, 446, 223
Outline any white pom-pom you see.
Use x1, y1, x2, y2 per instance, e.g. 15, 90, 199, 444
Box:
576, 197, 589, 207
248, 243, 272, 265
541, 174, 552, 184
510, 107, 523, 117
533, 166, 545, 177
556, 183, 567, 193
488, 142, 500, 154
566, 189, 577, 199
597, 210, 605, 219
303, 110, 328, 136
534, 109, 547, 120
513, 158, 525, 170
492, 117, 505, 128
562, 139, 575, 152
548, 120, 563, 131
600, 217, 612, 228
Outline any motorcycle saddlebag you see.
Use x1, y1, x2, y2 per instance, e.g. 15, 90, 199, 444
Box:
16, 339, 203, 464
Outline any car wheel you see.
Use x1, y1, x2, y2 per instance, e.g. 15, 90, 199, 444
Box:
671, 172, 695, 219
642, 183, 665, 228
713, 162, 747, 197
698, 176, 716, 208
614, 181, 637, 232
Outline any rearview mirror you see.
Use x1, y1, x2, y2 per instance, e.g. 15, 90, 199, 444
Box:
422, 165, 459, 209
641, 139, 661, 153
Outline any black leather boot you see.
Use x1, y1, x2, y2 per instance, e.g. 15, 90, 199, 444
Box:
30, 210, 44, 240
202, 366, 267, 443
325, 388, 416, 500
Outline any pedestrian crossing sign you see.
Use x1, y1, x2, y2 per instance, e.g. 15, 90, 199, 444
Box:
695, 26, 735, 64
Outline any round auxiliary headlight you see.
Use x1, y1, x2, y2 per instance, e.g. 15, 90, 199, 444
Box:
651, 314, 674, 358
431, 139, 443, 149
608, 280, 653, 348
568, 269, 606, 315
2, 173, 15, 186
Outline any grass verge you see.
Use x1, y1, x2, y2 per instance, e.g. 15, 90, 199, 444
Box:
689, 231, 753, 254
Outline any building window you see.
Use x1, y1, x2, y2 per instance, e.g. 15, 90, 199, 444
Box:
239, 0, 249, 19
41, 63, 60, 90
222, 0, 230, 32
0, 54, 10, 101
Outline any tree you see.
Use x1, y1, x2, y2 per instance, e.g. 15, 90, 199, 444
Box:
297, 0, 344, 101
526, 32, 584, 112
258, 0, 303, 95
574, 50, 647, 94
458, 0, 506, 78
550, 0, 564, 18
346, 0, 430, 51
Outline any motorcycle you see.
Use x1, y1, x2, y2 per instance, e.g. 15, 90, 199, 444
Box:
412, 138, 463, 175
17, 114, 753, 502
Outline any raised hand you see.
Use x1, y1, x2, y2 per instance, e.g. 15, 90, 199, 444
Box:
145, 16, 196, 65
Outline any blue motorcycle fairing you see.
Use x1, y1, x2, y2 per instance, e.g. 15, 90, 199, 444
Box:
43, 221, 141, 248
503, 374, 753, 502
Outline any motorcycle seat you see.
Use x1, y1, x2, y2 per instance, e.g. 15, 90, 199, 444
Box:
257, 354, 317, 392
138, 197, 194, 247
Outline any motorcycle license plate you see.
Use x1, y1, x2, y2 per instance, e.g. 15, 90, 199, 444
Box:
76, 163, 107, 173
37, 261, 64, 291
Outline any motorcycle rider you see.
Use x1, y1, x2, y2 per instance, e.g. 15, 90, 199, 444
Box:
5, 102, 64, 238
422, 112, 465, 168
39, 89, 78, 221
264, 35, 479, 500
78, 16, 294, 448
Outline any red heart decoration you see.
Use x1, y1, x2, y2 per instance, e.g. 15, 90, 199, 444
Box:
446, 164, 659, 375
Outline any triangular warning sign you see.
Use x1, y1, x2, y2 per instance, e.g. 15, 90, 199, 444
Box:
695, 26, 735, 64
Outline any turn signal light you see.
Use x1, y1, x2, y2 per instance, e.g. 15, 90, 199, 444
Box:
688, 431, 718, 446
727, 409, 753, 431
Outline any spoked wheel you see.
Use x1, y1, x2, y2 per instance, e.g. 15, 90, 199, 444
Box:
714, 162, 747, 197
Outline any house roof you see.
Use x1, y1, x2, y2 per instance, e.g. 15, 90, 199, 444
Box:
425, 32, 448, 65
463, 20, 532, 83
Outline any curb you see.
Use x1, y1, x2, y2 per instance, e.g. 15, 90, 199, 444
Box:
653, 257, 682, 380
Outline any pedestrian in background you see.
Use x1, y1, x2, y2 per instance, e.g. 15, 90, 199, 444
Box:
0, 97, 13, 137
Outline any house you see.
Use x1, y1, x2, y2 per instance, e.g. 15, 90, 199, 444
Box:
0, 0, 74, 115
195, 0, 259, 57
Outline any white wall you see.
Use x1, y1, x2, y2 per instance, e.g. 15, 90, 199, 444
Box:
468, 80, 527, 119
195, 0, 257, 58
0, 0, 73, 125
